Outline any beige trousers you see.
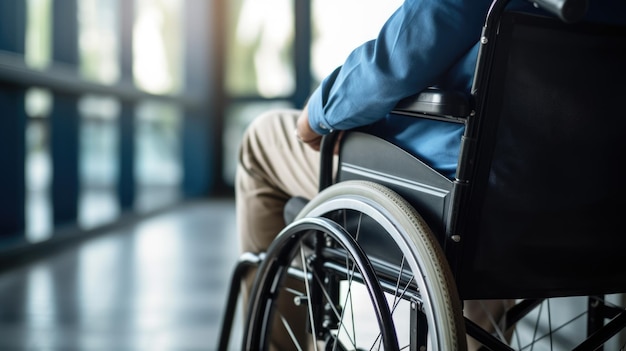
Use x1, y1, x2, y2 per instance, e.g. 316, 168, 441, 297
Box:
236, 109, 318, 350
236, 109, 513, 350
237, 109, 320, 255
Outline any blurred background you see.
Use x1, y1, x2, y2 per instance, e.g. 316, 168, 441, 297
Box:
0, 0, 402, 349
0, 0, 402, 243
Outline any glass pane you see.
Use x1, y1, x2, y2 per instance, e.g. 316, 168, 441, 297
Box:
25, 0, 52, 69
25, 88, 53, 243
78, 0, 120, 84
135, 100, 182, 212
78, 95, 120, 229
312, 0, 403, 82
134, 0, 184, 94
223, 101, 294, 185
226, 0, 295, 97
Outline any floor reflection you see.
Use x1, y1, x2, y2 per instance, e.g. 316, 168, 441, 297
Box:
0, 199, 241, 350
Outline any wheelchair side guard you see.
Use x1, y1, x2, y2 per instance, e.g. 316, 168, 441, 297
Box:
337, 132, 454, 240
317, 87, 466, 228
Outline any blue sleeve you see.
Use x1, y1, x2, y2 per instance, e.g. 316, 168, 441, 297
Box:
307, 0, 493, 135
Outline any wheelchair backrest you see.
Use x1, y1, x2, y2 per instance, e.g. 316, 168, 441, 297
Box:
454, 11, 626, 299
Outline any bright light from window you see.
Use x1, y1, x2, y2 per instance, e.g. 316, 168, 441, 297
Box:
25, 0, 51, 69
133, 0, 183, 94
227, 0, 295, 98
78, 0, 120, 84
312, 0, 403, 81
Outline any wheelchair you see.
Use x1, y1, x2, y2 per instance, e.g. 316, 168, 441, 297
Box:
219, 0, 626, 349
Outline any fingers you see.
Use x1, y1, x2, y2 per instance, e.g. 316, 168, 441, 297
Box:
294, 129, 322, 151
295, 105, 344, 153
296, 107, 323, 151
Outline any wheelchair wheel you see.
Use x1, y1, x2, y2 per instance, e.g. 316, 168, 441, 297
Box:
244, 180, 465, 350
485, 295, 626, 351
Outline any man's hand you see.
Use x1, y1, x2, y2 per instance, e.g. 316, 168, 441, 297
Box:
296, 106, 323, 151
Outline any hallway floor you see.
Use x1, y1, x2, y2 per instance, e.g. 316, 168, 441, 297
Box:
0, 199, 242, 351
0, 198, 622, 350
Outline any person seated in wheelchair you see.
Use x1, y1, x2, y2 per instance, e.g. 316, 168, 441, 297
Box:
236, 0, 625, 349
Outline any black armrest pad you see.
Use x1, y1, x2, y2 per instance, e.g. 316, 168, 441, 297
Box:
392, 88, 470, 120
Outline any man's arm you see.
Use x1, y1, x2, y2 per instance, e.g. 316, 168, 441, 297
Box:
306, 0, 493, 137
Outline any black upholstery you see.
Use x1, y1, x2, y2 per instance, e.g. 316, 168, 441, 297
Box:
336, 11, 626, 300
456, 12, 626, 299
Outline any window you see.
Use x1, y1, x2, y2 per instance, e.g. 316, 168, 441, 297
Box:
134, 0, 184, 94
79, 0, 120, 84
311, 0, 403, 82
222, 0, 402, 186
226, 0, 295, 98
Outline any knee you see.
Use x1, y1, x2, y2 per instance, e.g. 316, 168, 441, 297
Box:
239, 111, 274, 170
239, 109, 300, 162
241, 110, 277, 150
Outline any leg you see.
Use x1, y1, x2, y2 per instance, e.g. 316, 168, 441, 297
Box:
236, 109, 319, 254
236, 109, 320, 350
465, 299, 516, 350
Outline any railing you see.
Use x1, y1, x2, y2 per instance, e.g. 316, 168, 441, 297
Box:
0, 0, 222, 258
0, 51, 203, 107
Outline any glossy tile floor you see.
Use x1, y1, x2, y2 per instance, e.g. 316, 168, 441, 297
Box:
0, 199, 243, 351
1, 198, 623, 350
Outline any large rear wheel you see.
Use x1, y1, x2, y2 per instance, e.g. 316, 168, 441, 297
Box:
243, 180, 465, 350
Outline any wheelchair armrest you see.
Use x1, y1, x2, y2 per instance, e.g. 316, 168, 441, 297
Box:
319, 89, 469, 191
392, 88, 470, 121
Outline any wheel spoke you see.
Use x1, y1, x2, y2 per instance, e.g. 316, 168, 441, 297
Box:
480, 300, 508, 342
354, 212, 363, 241
280, 314, 304, 351
338, 258, 359, 349
301, 245, 319, 351
390, 257, 407, 312
525, 310, 588, 349
514, 299, 588, 351
310, 264, 358, 348
547, 299, 553, 351
349, 213, 363, 344
369, 254, 414, 351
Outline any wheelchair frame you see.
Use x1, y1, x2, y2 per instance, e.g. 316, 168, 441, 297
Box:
219, 0, 626, 349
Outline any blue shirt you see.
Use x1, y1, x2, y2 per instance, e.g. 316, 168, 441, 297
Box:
307, 0, 626, 178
